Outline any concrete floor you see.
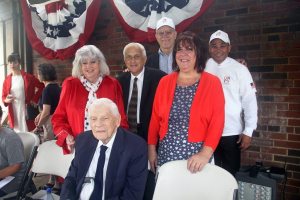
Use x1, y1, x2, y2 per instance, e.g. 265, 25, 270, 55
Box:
32, 173, 49, 190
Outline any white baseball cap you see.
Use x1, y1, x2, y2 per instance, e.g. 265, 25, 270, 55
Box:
156, 17, 175, 30
209, 30, 230, 44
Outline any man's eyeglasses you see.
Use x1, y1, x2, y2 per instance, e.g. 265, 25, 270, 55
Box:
125, 55, 142, 61
156, 30, 174, 37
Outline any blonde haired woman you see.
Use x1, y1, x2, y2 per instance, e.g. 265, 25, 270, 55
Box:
52, 45, 128, 154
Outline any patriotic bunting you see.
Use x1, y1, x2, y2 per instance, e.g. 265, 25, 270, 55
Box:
21, 0, 102, 60
20, 0, 213, 59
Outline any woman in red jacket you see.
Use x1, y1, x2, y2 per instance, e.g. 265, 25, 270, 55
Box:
148, 32, 225, 173
52, 45, 129, 154
2, 53, 44, 132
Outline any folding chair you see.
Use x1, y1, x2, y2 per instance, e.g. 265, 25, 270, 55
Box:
153, 160, 238, 200
2, 131, 40, 200
23, 140, 74, 199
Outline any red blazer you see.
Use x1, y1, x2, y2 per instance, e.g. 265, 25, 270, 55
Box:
148, 72, 225, 150
2, 71, 44, 131
52, 76, 129, 153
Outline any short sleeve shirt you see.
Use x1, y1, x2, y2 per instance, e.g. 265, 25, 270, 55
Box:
0, 127, 25, 193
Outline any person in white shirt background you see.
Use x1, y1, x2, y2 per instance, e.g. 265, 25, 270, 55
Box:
205, 30, 258, 176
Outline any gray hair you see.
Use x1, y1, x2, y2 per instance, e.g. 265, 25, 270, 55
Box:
123, 42, 146, 58
88, 98, 120, 118
72, 45, 110, 78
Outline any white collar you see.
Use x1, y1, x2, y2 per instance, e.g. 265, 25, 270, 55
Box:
130, 67, 145, 80
96, 129, 117, 149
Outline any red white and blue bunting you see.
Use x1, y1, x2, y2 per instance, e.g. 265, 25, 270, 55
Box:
110, 0, 214, 42
21, 0, 102, 60
21, 0, 213, 59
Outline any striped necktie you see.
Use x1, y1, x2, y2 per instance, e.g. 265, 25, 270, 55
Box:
127, 77, 138, 133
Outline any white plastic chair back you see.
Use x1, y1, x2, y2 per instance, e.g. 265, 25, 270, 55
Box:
18, 132, 40, 161
31, 140, 74, 178
153, 160, 238, 200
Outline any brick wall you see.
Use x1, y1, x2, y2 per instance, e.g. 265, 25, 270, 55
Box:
31, 0, 300, 199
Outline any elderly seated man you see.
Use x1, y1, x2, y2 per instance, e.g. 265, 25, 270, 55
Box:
60, 98, 148, 200
0, 106, 26, 197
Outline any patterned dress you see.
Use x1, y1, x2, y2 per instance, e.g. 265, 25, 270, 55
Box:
158, 81, 203, 166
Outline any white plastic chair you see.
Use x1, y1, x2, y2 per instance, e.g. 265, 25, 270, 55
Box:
18, 132, 40, 161
153, 160, 238, 200
22, 140, 74, 199
30, 140, 74, 178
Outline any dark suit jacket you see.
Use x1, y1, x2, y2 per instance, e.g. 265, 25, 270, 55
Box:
60, 128, 148, 200
145, 53, 159, 70
117, 67, 166, 141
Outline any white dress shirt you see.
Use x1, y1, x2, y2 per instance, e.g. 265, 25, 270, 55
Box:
127, 67, 144, 124
79, 131, 117, 200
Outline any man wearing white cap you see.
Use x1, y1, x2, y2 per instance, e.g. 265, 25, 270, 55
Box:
205, 30, 258, 175
146, 17, 177, 74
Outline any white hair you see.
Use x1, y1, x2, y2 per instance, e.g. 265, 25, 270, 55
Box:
123, 42, 147, 58
72, 45, 110, 78
88, 98, 120, 118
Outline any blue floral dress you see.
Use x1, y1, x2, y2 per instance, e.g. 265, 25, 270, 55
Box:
158, 81, 203, 166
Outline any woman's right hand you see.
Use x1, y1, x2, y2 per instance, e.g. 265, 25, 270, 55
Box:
4, 94, 14, 104
66, 134, 75, 153
148, 145, 157, 173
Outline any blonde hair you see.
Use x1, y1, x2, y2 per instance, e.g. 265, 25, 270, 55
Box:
72, 45, 110, 78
